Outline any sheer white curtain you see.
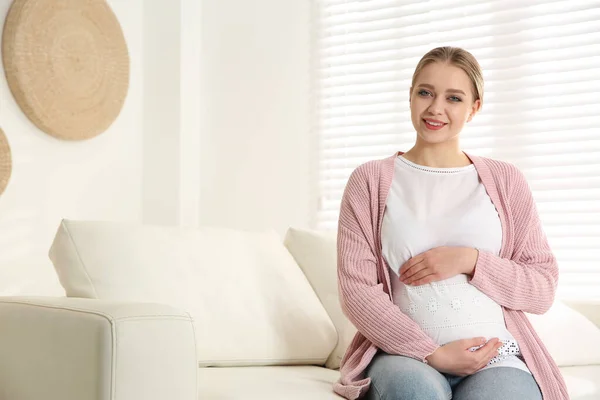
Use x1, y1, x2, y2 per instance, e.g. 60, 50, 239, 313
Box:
311, 0, 600, 299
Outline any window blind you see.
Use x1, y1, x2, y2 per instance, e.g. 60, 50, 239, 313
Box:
312, 0, 600, 299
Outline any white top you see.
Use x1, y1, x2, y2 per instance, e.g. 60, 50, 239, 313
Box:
381, 155, 529, 373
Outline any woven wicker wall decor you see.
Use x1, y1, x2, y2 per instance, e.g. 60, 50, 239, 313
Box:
0, 128, 12, 196
2, 0, 130, 140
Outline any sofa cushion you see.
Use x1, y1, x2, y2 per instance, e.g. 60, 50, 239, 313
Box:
284, 228, 357, 370
561, 366, 600, 400
196, 365, 598, 400
527, 301, 600, 367
198, 366, 342, 399
49, 220, 337, 367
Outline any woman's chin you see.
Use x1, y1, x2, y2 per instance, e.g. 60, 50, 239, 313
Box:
417, 132, 452, 144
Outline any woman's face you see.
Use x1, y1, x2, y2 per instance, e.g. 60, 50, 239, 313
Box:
409, 62, 481, 145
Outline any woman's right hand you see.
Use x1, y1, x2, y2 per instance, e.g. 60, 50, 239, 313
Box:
425, 337, 503, 376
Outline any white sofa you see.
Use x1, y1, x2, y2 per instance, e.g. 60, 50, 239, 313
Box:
0, 221, 599, 400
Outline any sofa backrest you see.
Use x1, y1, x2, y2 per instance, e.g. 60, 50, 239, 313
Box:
284, 227, 357, 370
282, 228, 600, 370
49, 219, 338, 368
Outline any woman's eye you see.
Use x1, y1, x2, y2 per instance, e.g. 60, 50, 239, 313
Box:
418, 89, 431, 97
449, 96, 462, 102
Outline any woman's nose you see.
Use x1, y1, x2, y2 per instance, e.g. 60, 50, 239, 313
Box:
427, 97, 444, 115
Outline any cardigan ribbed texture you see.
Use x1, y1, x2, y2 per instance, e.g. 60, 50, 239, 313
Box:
334, 151, 568, 400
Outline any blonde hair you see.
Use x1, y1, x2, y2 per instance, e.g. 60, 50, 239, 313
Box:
411, 46, 484, 105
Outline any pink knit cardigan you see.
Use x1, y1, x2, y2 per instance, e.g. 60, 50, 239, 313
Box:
334, 151, 569, 400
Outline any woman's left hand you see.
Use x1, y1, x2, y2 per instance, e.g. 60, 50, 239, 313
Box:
399, 247, 479, 286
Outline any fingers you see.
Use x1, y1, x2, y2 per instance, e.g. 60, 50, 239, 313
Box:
403, 270, 436, 286
475, 338, 497, 355
399, 258, 425, 281
400, 255, 423, 273
476, 339, 503, 370
483, 339, 501, 360
463, 337, 487, 350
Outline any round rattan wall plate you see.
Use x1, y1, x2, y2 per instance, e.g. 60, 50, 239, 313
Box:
2, 0, 130, 140
0, 128, 12, 196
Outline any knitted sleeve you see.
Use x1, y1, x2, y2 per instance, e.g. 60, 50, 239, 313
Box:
337, 164, 439, 361
469, 166, 559, 314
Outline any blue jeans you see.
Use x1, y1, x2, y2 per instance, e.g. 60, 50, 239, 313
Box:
365, 353, 542, 400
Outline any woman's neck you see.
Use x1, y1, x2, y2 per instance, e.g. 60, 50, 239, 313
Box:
402, 147, 472, 168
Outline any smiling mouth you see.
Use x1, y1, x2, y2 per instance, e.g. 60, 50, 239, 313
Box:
423, 119, 447, 129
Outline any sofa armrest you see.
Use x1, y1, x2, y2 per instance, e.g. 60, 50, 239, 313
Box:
564, 299, 600, 329
0, 296, 197, 400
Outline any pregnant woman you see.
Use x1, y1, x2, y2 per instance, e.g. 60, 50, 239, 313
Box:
333, 47, 568, 400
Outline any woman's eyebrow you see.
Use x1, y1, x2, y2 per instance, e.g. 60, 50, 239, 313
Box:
417, 83, 466, 95
447, 88, 466, 95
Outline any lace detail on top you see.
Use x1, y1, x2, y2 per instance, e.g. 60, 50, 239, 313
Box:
469, 339, 522, 366
398, 155, 475, 174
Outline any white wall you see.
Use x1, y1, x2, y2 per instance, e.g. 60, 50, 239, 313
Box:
0, 0, 311, 295
0, 0, 145, 296
143, 0, 202, 228
198, 0, 313, 236
142, 1, 181, 226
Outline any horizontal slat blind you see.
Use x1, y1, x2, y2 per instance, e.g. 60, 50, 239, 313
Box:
312, 0, 600, 299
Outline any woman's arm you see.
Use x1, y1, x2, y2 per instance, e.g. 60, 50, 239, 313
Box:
338, 165, 439, 362
468, 168, 559, 314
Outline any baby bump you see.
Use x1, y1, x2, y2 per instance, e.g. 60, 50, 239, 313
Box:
391, 274, 513, 345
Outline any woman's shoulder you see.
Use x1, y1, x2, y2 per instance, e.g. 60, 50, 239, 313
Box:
477, 155, 532, 199
477, 155, 520, 175
477, 155, 526, 181
343, 155, 395, 197
349, 154, 396, 180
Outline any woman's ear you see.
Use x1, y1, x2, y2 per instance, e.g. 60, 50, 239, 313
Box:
467, 99, 482, 122
408, 87, 413, 103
